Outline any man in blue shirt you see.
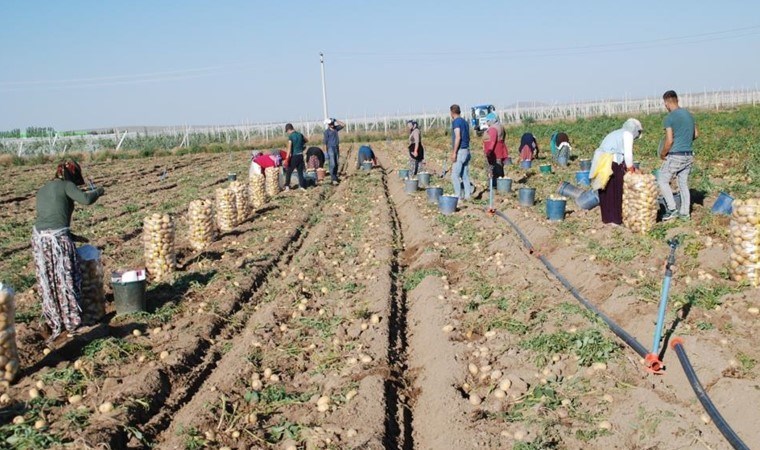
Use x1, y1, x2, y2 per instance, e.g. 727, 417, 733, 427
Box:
450, 104, 472, 200
323, 118, 346, 186
658, 90, 698, 221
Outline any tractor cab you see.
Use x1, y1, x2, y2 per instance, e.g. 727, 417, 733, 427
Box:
471, 104, 496, 135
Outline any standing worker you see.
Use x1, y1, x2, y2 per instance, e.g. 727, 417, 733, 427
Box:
450, 104, 472, 201
483, 112, 508, 183
284, 123, 307, 191
591, 118, 643, 225
32, 160, 104, 341
658, 90, 697, 221
519, 132, 539, 162
323, 118, 346, 186
407, 120, 425, 176
357, 145, 377, 168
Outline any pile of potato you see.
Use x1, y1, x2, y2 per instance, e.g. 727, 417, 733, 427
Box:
229, 181, 250, 224
0, 284, 19, 386
143, 213, 176, 281
215, 187, 238, 232
188, 199, 216, 251
622, 172, 658, 233
729, 197, 760, 286
265, 167, 280, 197
77, 246, 106, 324
249, 173, 267, 209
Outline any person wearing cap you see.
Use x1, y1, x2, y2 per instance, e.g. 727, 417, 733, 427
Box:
407, 120, 425, 176
519, 132, 539, 162
592, 118, 643, 225
482, 112, 508, 184
32, 160, 105, 341
357, 145, 377, 168
323, 118, 346, 185
658, 90, 698, 221
284, 123, 307, 190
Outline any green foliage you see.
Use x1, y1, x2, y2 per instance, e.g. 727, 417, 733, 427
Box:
41, 367, 86, 395
176, 425, 207, 450
521, 328, 619, 366
403, 268, 443, 291
676, 283, 739, 310
266, 421, 302, 444
82, 337, 151, 363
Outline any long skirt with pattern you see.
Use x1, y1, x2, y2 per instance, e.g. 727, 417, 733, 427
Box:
31, 228, 82, 338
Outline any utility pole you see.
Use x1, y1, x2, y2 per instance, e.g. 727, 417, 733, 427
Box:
320, 52, 329, 122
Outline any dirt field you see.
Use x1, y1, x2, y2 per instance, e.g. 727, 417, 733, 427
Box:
0, 134, 757, 449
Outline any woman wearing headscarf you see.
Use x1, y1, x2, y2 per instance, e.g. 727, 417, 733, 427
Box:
591, 118, 643, 225
32, 160, 104, 340
519, 132, 539, 162
483, 112, 508, 183
407, 120, 425, 176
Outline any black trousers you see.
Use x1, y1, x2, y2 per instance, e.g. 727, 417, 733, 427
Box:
285, 154, 306, 188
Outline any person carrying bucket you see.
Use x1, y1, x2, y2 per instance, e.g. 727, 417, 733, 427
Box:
449, 104, 473, 201
32, 160, 105, 341
590, 118, 643, 225
323, 118, 345, 186
658, 90, 698, 221
519, 132, 539, 161
407, 120, 425, 176
482, 112, 508, 184
357, 145, 377, 168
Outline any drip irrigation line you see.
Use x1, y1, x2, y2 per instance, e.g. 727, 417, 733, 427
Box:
671, 339, 750, 450
491, 208, 750, 449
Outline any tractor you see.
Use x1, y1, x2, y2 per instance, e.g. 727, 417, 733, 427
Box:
471, 104, 495, 136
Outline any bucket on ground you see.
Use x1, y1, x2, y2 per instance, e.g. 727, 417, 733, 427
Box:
575, 189, 600, 210
633, 161, 641, 170
557, 181, 584, 200
111, 269, 147, 315
711, 191, 734, 215
576, 170, 591, 186
546, 196, 568, 221
227, 173, 237, 182
520, 160, 532, 170
404, 178, 419, 194
557, 155, 569, 167
658, 193, 682, 211
316, 168, 326, 181
539, 164, 552, 174
579, 159, 592, 171
361, 161, 373, 171
438, 195, 459, 215
518, 187, 536, 206
417, 172, 431, 188
426, 186, 443, 204
398, 168, 410, 179
504, 157, 513, 166
496, 177, 513, 193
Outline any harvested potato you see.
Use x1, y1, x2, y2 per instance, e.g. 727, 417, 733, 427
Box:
188, 199, 216, 251
143, 213, 176, 281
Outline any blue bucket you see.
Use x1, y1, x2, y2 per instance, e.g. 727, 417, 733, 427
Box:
361, 161, 373, 171
520, 160, 533, 170
404, 178, 419, 194
546, 198, 567, 221
438, 195, 459, 215
711, 192, 734, 215
417, 172, 431, 188
496, 177, 513, 193
518, 187, 536, 206
557, 155, 569, 167
579, 159, 592, 171
504, 157, 513, 166
576, 170, 591, 186
426, 186, 443, 204
557, 181, 584, 200
398, 168, 410, 179
575, 190, 600, 210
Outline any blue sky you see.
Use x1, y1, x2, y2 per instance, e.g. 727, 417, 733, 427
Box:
1, 0, 759, 130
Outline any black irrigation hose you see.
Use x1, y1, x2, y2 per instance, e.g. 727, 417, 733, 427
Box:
491, 208, 750, 450
671, 340, 750, 450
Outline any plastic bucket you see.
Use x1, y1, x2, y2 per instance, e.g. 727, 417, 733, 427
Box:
504, 157, 513, 166
518, 187, 536, 206
575, 190, 600, 210
557, 155, 569, 167
227, 172, 237, 182
496, 177, 513, 193
546, 197, 567, 221
539, 164, 552, 174
520, 160, 532, 170
316, 168, 326, 181
579, 159, 592, 171
633, 161, 641, 170
361, 161, 373, 171
398, 168, 410, 179
404, 178, 419, 194
111, 269, 147, 315
417, 172, 431, 188
711, 191, 734, 215
652, 169, 660, 178
658, 193, 682, 210
426, 186, 443, 204
575, 170, 591, 186
438, 195, 459, 215
557, 181, 584, 200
